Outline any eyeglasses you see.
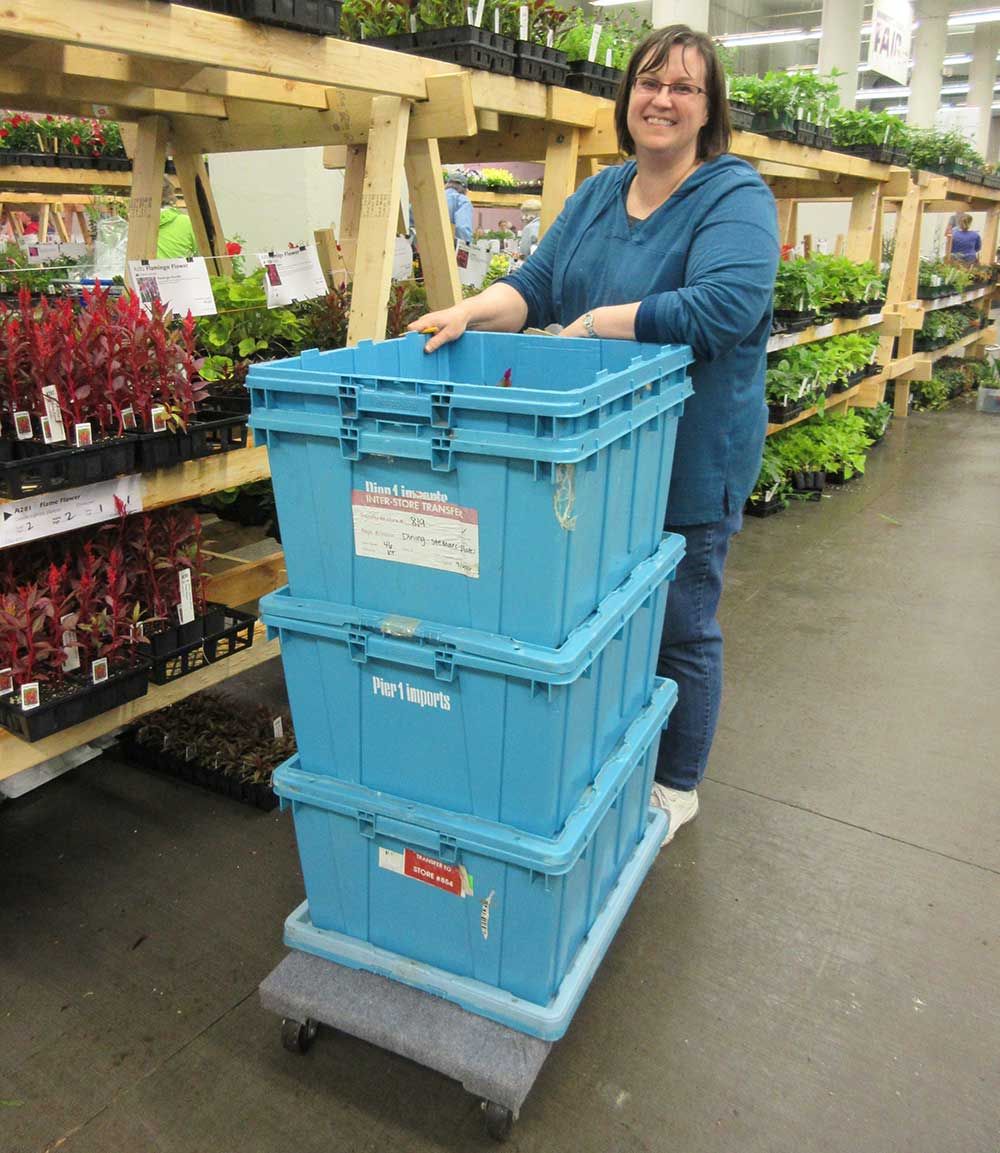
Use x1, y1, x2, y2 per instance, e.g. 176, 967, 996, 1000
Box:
633, 76, 706, 99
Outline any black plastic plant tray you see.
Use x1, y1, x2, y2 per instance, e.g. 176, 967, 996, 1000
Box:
129, 410, 248, 472
773, 309, 819, 332
794, 120, 818, 147
844, 144, 894, 164
0, 436, 136, 500
833, 301, 871, 318
145, 605, 225, 661
118, 734, 279, 811
744, 496, 786, 518
514, 41, 568, 85
201, 390, 252, 416
412, 27, 516, 74
791, 469, 826, 493
825, 470, 858, 486
240, 0, 341, 33
750, 112, 795, 141
564, 60, 623, 101
767, 399, 806, 424
728, 103, 754, 132
148, 605, 256, 685
362, 32, 416, 50
0, 656, 150, 742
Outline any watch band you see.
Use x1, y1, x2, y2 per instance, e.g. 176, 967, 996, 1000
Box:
582, 311, 597, 338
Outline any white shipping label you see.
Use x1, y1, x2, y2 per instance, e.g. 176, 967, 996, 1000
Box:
177, 568, 195, 626
351, 490, 480, 578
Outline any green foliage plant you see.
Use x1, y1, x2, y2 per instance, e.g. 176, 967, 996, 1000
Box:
828, 108, 909, 150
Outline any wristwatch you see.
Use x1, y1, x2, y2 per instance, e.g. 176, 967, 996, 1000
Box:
582, 311, 597, 338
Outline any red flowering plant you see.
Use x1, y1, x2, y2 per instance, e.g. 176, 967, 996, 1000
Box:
0, 112, 40, 152
0, 584, 64, 694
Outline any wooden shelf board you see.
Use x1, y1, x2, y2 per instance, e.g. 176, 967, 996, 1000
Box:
0, 623, 279, 781
767, 311, 885, 353
766, 383, 863, 436
732, 133, 897, 182
908, 285, 996, 313
0, 165, 131, 188
468, 190, 532, 207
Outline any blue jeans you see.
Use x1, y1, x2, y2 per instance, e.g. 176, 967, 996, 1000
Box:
655, 505, 743, 792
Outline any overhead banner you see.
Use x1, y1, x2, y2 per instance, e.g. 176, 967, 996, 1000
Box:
867, 0, 912, 86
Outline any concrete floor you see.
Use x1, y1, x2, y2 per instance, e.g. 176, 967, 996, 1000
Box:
2, 399, 998, 1153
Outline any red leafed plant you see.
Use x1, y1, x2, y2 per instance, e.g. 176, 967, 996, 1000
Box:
0, 584, 63, 686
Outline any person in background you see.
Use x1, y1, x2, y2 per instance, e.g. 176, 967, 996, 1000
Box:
410, 25, 778, 846
519, 197, 542, 256
444, 171, 473, 244
157, 175, 199, 259
950, 213, 981, 264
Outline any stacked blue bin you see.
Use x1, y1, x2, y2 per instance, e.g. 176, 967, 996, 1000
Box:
250, 331, 693, 1041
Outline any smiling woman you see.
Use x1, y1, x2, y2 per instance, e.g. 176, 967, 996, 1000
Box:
409, 25, 779, 845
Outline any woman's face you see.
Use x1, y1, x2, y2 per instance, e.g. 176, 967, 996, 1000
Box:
627, 43, 710, 163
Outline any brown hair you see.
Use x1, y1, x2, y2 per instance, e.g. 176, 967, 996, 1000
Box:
614, 25, 731, 161
959, 213, 973, 230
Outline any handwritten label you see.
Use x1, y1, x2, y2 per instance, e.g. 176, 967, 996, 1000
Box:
0, 473, 143, 550
351, 490, 479, 578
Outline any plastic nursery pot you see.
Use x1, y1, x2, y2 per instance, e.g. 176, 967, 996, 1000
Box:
750, 111, 796, 140
791, 470, 826, 493
744, 495, 786, 518
793, 119, 817, 147
767, 399, 806, 424
728, 102, 754, 132
564, 59, 623, 101
238, 0, 342, 35
410, 26, 516, 75
772, 308, 819, 332
0, 437, 137, 501
514, 41, 568, 85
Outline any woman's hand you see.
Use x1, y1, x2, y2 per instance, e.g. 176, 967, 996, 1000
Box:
560, 314, 591, 339
407, 304, 472, 353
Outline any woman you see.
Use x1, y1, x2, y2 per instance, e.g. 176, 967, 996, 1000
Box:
409, 25, 778, 845
949, 213, 981, 264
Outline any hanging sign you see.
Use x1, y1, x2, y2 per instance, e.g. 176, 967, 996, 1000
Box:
867, 0, 912, 86
22, 242, 61, 264
254, 245, 329, 308
127, 257, 217, 317
455, 241, 490, 289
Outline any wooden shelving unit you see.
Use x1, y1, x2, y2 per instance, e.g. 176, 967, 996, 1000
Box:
766, 311, 895, 354
468, 190, 529, 208
765, 383, 864, 436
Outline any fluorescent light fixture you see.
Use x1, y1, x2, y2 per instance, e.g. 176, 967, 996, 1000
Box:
949, 8, 1000, 26
716, 27, 822, 48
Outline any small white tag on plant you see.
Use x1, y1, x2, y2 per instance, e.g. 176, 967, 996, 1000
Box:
177, 569, 195, 626
91, 658, 109, 685
605, 47, 613, 67
150, 405, 168, 433
14, 411, 32, 440
588, 23, 602, 62
75, 422, 93, 448
272, 716, 284, 740
20, 682, 40, 710
0, 668, 13, 697
121, 406, 137, 431
473, 0, 484, 27
41, 386, 66, 443
519, 5, 528, 40
61, 613, 80, 673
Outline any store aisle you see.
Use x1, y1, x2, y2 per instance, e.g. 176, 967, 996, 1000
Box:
1, 400, 997, 1153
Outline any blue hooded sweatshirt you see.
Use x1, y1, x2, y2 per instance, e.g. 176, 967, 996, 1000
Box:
500, 156, 778, 525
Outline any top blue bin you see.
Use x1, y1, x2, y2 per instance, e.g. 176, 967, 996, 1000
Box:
250, 332, 693, 648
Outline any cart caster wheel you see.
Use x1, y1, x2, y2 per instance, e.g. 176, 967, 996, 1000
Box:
281, 1016, 318, 1054
481, 1099, 514, 1142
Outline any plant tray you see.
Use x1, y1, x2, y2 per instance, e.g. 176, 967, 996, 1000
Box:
237, 0, 341, 34
772, 308, 819, 332
411, 26, 516, 74
200, 389, 252, 416
515, 181, 543, 193
842, 143, 894, 165
564, 60, 622, 101
825, 469, 858, 486
728, 103, 754, 132
832, 300, 872, 318
514, 41, 568, 85
361, 32, 416, 50
791, 469, 826, 493
0, 436, 137, 500
793, 120, 818, 147
744, 496, 786, 518
767, 399, 806, 424
147, 605, 255, 685
750, 111, 795, 141
117, 733, 279, 811
0, 655, 150, 742
129, 410, 248, 472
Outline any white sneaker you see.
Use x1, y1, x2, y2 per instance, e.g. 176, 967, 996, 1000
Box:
650, 784, 699, 847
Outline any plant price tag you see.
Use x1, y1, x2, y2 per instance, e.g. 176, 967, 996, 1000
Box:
546, 27, 553, 47
61, 613, 80, 673
14, 411, 33, 440
150, 405, 168, 433
272, 717, 284, 739
19, 681, 40, 710
177, 569, 195, 626
0, 473, 143, 550
519, 5, 528, 40
605, 47, 613, 67
588, 23, 602, 62
121, 406, 137, 431
127, 258, 217, 318
493, 9, 499, 32
75, 422, 93, 448
255, 246, 328, 309
41, 385, 66, 444
91, 657, 109, 685
473, 0, 484, 27
0, 668, 12, 697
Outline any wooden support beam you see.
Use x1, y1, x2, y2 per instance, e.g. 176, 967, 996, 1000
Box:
0, 40, 332, 110
125, 114, 169, 265
172, 150, 228, 276
314, 227, 348, 289
575, 157, 601, 189
845, 185, 881, 263
775, 199, 797, 246
346, 96, 411, 345
405, 137, 461, 312
323, 145, 348, 170
339, 144, 366, 277
477, 109, 500, 133
52, 208, 70, 243
206, 552, 286, 607
0, 0, 453, 99
0, 63, 228, 118
38, 203, 50, 241
540, 126, 580, 239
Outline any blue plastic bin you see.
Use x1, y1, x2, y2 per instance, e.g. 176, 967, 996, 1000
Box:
275, 677, 677, 1014
249, 332, 692, 647
261, 534, 683, 837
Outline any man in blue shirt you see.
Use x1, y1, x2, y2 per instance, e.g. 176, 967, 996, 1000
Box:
445, 171, 473, 244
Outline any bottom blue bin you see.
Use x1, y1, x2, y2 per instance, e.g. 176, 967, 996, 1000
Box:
273, 677, 676, 1017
